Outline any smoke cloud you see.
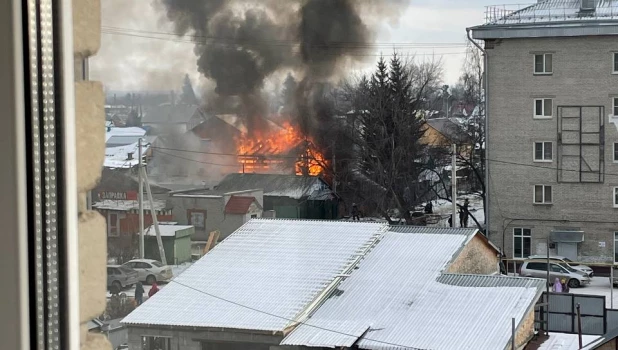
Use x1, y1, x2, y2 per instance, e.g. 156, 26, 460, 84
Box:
159, 0, 410, 133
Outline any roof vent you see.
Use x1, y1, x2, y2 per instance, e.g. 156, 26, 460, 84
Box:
580, 0, 596, 11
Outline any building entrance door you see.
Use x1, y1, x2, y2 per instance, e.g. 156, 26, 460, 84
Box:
557, 242, 578, 260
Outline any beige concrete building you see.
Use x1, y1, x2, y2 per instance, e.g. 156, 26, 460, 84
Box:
470, 0, 618, 265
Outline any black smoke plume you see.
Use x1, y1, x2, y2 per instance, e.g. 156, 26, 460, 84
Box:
160, 0, 408, 134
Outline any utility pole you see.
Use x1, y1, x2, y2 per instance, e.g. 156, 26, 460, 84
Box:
141, 166, 167, 265
138, 138, 144, 259
452, 144, 457, 227
332, 141, 337, 195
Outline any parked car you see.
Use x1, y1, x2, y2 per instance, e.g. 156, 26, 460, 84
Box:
519, 260, 591, 288
107, 265, 138, 293
528, 255, 594, 277
122, 259, 173, 285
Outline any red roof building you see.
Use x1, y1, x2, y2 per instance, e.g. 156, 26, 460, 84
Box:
224, 196, 261, 215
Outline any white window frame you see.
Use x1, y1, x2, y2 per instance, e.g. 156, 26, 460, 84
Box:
613, 142, 618, 163
534, 53, 553, 75
533, 141, 553, 162
613, 52, 618, 74
534, 98, 553, 119
534, 184, 553, 204
513, 228, 532, 259
613, 97, 618, 116
107, 212, 120, 237
614, 231, 618, 264
614, 187, 618, 208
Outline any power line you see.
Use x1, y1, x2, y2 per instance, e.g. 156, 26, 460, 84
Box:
154, 149, 239, 167
162, 276, 426, 350
102, 25, 469, 49
100, 30, 468, 57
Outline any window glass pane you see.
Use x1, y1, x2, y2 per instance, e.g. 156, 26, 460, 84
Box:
535, 100, 543, 115
514, 228, 522, 236
535, 55, 543, 72
523, 228, 531, 236
523, 237, 531, 257
545, 54, 552, 72
614, 143, 618, 162
534, 185, 543, 203
544, 142, 552, 160
614, 188, 618, 205
544, 186, 552, 203
514, 236, 522, 257
614, 98, 618, 116
544, 99, 552, 116
614, 53, 618, 72
535, 143, 543, 160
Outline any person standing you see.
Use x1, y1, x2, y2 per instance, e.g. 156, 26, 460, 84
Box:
148, 282, 159, 298
561, 278, 570, 293
351, 203, 360, 221
458, 207, 465, 228
424, 201, 433, 214
462, 198, 470, 228
552, 277, 563, 293
134, 281, 144, 306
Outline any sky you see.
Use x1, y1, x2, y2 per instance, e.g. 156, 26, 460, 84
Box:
90, 0, 498, 93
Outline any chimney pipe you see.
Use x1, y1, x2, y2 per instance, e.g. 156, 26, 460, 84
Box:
127, 152, 134, 160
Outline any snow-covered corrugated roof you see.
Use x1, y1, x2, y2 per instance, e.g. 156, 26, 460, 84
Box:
484, 0, 618, 26
92, 199, 166, 211
213, 173, 332, 200
144, 224, 193, 237
105, 126, 146, 142
104, 142, 150, 169
121, 219, 387, 331
282, 228, 544, 350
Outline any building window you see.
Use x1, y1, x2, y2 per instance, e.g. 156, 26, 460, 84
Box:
534, 53, 553, 74
187, 209, 206, 229
107, 212, 119, 237
614, 188, 618, 208
534, 185, 552, 204
534, 98, 553, 118
513, 228, 531, 259
534, 141, 553, 162
614, 52, 618, 73
613, 97, 618, 116
251, 214, 258, 219
614, 143, 618, 163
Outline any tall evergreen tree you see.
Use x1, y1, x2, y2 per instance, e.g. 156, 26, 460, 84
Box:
180, 74, 198, 105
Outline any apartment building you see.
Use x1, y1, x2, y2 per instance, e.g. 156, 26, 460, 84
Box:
470, 0, 618, 264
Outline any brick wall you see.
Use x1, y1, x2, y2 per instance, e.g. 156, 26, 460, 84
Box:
447, 234, 500, 275
486, 36, 618, 261
74, 0, 109, 349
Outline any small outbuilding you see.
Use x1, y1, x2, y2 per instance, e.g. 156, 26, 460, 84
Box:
143, 224, 193, 265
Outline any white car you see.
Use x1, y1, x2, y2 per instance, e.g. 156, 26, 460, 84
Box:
122, 259, 173, 285
528, 255, 594, 277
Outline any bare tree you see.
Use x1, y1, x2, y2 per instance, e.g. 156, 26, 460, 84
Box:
427, 43, 486, 231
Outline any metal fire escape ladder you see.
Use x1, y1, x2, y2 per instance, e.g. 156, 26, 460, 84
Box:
557, 106, 605, 183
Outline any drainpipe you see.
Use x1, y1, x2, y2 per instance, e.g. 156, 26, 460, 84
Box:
466, 28, 489, 238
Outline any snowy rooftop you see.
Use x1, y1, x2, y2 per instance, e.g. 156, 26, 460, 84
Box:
104, 142, 150, 169
92, 199, 166, 211
213, 173, 333, 200
122, 219, 388, 331
144, 224, 193, 237
105, 126, 146, 142
483, 0, 618, 26
282, 226, 545, 350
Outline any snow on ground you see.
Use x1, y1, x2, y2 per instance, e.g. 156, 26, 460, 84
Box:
428, 193, 485, 228
571, 277, 618, 309
106, 261, 194, 299
536, 332, 600, 350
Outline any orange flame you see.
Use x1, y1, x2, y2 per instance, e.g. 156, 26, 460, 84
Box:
235, 121, 327, 176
